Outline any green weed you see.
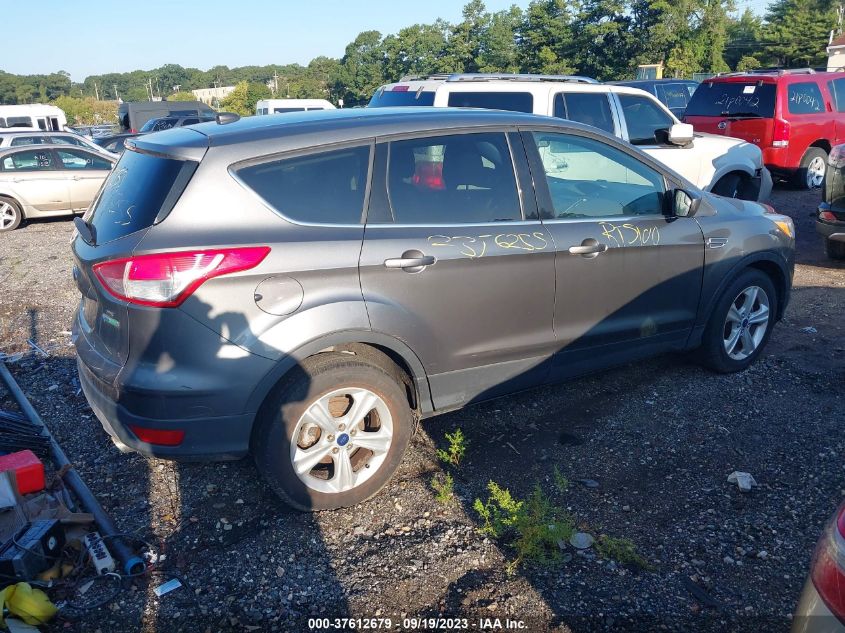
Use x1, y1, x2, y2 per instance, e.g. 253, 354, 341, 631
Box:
437, 428, 467, 467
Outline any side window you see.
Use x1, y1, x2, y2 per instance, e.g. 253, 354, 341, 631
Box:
788, 82, 825, 114
530, 131, 665, 218
385, 132, 521, 224
1, 149, 56, 171
37, 119, 47, 131
181, 118, 200, 125
10, 136, 45, 146
553, 92, 616, 135
57, 149, 112, 170
655, 84, 689, 111
446, 92, 534, 113
829, 78, 845, 113
154, 120, 176, 131
52, 136, 86, 147
618, 94, 675, 146
236, 145, 371, 224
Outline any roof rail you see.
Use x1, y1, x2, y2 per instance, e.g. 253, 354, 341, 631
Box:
397, 73, 452, 82
716, 67, 818, 77
445, 73, 598, 84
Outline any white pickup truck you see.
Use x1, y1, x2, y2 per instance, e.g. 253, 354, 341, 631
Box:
370, 73, 772, 202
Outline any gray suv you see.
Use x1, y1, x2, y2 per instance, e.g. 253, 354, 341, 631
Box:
72, 108, 795, 511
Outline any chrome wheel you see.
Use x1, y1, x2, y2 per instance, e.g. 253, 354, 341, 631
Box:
0, 202, 17, 230
290, 387, 393, 494
723, 285, 770, 361
807, 155, 826, 189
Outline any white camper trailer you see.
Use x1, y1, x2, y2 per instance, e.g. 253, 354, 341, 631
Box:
255, 99, 335, 115
0, 104, 68, 132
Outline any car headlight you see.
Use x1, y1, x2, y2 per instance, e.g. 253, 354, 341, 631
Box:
762, 206, 795, 238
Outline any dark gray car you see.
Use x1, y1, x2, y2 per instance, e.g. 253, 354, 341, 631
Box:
72, 108, 795, 511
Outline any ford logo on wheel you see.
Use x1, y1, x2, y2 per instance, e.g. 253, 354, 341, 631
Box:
718, 121, 727, 130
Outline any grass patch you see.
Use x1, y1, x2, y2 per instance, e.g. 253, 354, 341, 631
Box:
553, 466, 569, 493
430, 472, 454, 504
595, 535, 653, 570
474, 481, 575, 572
436, 428, 467, 467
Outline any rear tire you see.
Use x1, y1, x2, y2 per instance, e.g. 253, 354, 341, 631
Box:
698, 269, 778, 373
793, 147, 827, 190
825, 237, 845, 260
0, 196, 22, 232
252, 352, 414, 511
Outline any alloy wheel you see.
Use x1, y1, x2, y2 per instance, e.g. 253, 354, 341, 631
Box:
722, 285, 770, 361
0, 202, 17, 230
290, 387, 393, 494
807, 156, 826, 189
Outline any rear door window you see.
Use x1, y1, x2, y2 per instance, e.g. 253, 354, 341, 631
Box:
368, 89, 436, 107
446, 92, 534, 113
56, 148, 113, 170
51, 135, 87, 147
1, 149, 56, 171
88, 150, 197, 243
236, 145, 371, 225
787, 82, 825, 115
553, 92, 616, 134
385, 132, 521, 224
685, 82, 776, 118
10, 136, 46, 146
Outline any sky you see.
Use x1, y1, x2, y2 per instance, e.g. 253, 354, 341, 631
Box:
1, 0, 527, 81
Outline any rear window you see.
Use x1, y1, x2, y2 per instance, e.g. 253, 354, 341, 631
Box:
787, 82, 825, 115
369, 89, 435, 107
235, 145, 371, 225
685, 82, 776, 118
446, 92, 533, 113
88, 150, 197, 244
273, 107, 305, 113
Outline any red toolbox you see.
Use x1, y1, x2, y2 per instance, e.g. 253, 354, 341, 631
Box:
0, 450, 45, 494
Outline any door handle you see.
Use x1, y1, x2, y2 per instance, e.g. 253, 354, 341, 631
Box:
384, 250, 436, 272
568, 241, 608, 256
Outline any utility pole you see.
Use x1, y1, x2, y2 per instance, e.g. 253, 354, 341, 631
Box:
113, 84, 120, 102
148, 77, 154, 102
94, 81, 99, 101
273, 70, 279, 96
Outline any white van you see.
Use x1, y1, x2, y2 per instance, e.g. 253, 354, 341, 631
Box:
0, 104, 68, 132
255, 99, 335, 115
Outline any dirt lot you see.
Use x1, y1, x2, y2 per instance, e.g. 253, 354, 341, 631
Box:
0, 186, 842, 632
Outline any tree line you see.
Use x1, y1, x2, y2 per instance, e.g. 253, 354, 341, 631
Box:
0, 0, 839, 118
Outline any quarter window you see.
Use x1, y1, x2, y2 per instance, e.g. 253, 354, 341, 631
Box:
446, 92, 534, 113
787, 82, 825, 114
552, 92, 616, 135
618, 94, 675, 145
1, 149, 55, 171
385, 132, 521, 224
530, 132, 665, 218
10, 136, 46, 146
236, 145, 371, 224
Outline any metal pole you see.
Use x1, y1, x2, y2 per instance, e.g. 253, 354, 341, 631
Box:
0, 362, 144, 575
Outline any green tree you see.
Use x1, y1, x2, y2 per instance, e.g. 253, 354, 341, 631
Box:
219, 81, 271, 115
571, 0, 636, 80
167, 90, 198, 101
477, 6, 523, 73
443, 0, 491, 72
724, 8, 763, 70
383, 22, 450, 80
333, 30, 387, 106
517, 0, 576, 74
762, 0, 838, 67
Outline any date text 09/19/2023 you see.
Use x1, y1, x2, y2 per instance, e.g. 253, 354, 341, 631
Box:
307, 616, 529, 630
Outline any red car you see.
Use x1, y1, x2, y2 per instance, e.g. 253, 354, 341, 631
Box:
684, 70, 845, 190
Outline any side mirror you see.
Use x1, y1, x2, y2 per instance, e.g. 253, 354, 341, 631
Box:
673, 188, 701, 217
668, 123, 694, 146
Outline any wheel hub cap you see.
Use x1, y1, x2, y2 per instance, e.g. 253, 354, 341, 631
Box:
722, 285, 770, 361
336, 433, 350, 446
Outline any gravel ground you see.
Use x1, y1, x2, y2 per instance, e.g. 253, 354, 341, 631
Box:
0, 186, 842, 633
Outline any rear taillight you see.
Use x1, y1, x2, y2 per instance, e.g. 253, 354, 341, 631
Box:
93, 247, 270, 308
773, 118, 790, 148
811, 504, 845, 623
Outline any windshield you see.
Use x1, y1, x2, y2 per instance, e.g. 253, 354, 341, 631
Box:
368, 88, 435, 107
685, 82, 776, 118
87, 149, 197, 243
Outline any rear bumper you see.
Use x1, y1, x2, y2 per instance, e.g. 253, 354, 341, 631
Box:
78, 357, 253, 461
816, 219, 845, 242
791, 580, 845, 633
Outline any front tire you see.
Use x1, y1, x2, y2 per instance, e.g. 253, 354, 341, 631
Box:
793, 147, 827, 190
0, 196, 22, 232
711, 173, 744, 199
698, 270, 778, 373
824, 237, 845, 260
252, 352, 414, 511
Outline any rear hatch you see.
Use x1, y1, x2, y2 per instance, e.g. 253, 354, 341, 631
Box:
72, 131, 205, 379
684, 80, 777, 148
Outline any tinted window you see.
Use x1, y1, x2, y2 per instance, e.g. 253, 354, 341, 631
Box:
655, 84, 691, 110
273, 108, 305, 113
531, 132, 665, 218
368, 89, 436, 107
88, 150, 197, 243
386, 132, 521, 224
237, 145, 371, 224
51, 135, 86, 147
1, 149, 55, 171
57, 149, 112, 170
446, 92, 534, 113
618, 95, 675, 145
553, 93, 615, 134
6, 117, 33, 128
181, 118, 200, 125
787, 82, 825, 114
685, 82, 776, 118
10, 136, 46, 146
829, 78, 845, 113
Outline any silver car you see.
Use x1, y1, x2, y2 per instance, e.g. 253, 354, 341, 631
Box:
72, 108, 795, 511
0, 131, 118, 158
0, 146, 115, 231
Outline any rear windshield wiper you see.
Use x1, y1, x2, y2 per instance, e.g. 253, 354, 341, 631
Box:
721, 111, 762, 118
73, 216, 97, 245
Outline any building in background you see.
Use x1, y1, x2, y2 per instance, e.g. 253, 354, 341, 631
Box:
828, 33, 845, 71
192, 86, 235, 106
